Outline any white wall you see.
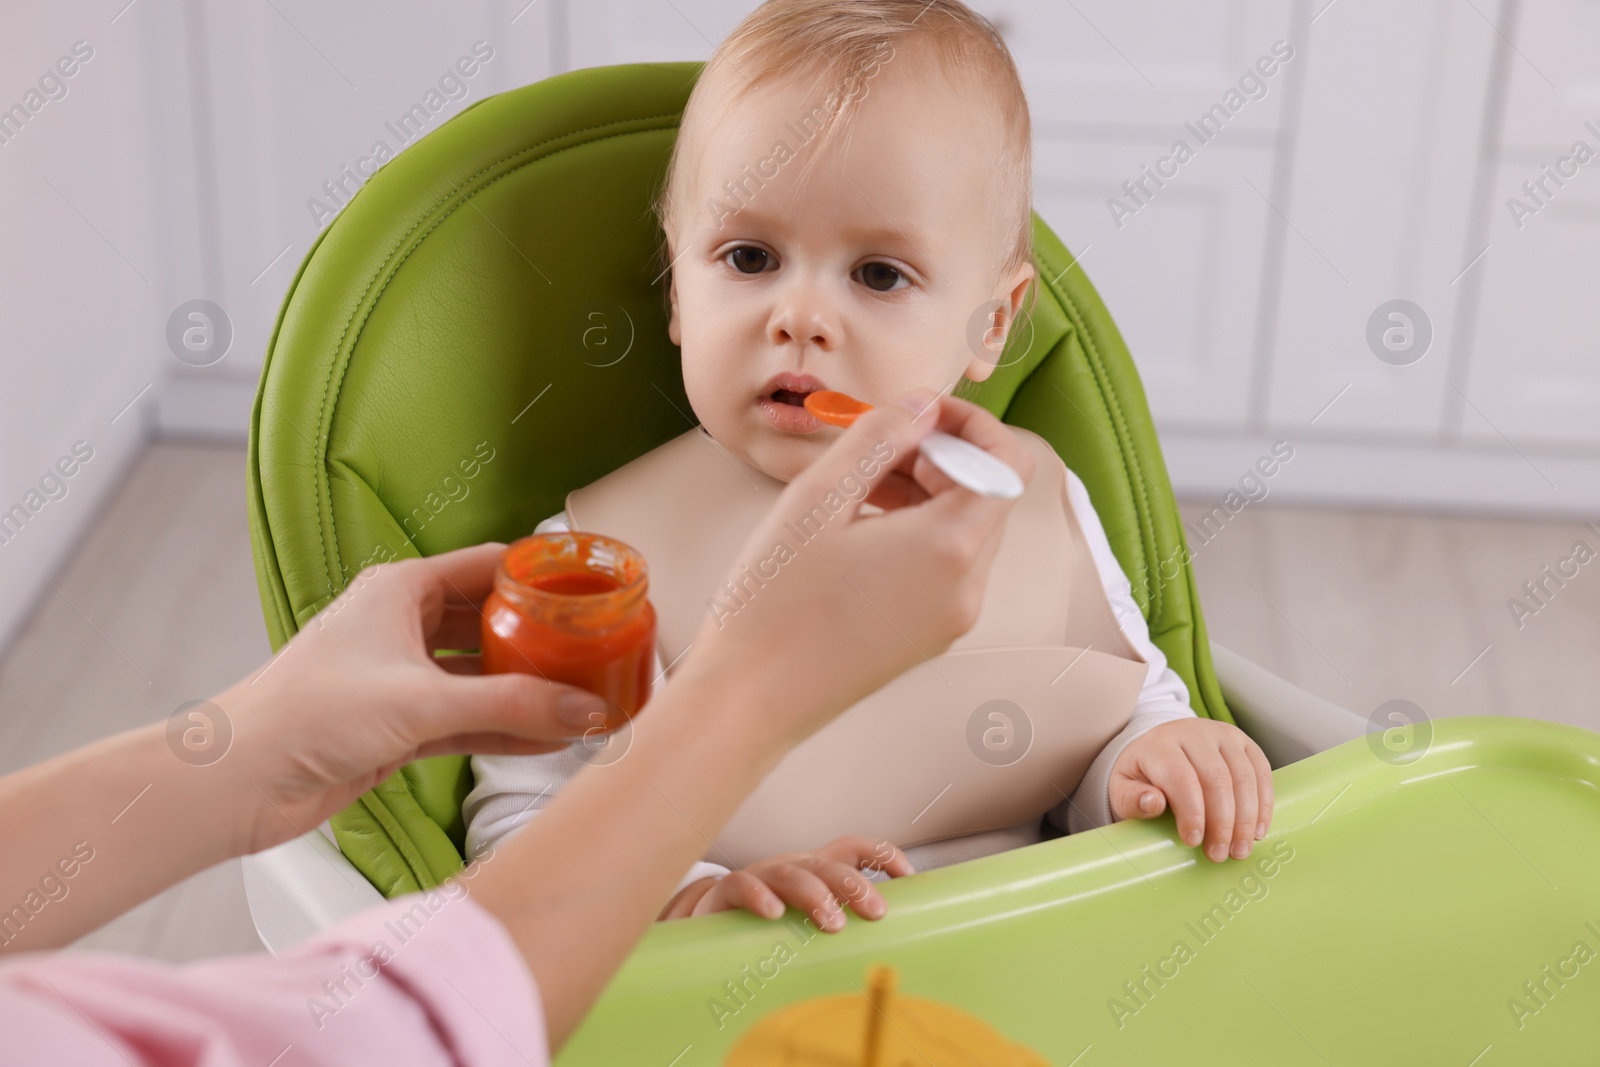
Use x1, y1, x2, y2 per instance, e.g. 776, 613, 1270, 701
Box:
154, 0, 564, 435
0, 2, 194, 652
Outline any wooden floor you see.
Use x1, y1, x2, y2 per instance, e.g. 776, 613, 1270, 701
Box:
1, 442, 1595, 963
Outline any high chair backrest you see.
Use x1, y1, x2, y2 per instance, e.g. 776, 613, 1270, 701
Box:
247, 61, 1232, 897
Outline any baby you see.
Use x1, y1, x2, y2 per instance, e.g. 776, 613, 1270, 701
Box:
466, 0, 1273, 930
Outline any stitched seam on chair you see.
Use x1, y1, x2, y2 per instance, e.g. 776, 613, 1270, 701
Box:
1034, 244, 1162, 625
357, 790, 435, 891
310, 110, 684, 593
257, 222, 339, 643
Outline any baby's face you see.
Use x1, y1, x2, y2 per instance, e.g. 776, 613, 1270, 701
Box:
666, 50, 1034, 482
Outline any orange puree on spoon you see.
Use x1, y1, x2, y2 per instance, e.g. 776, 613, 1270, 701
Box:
803, 390, 875, 427
802, 390, 1025, 501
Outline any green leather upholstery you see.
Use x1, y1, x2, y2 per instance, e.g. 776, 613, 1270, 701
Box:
246, 61, 1232, 898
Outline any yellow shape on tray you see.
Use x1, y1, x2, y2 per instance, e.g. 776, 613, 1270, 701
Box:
725, 964, 1049, 1066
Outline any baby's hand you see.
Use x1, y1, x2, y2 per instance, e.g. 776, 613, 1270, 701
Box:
1109, 718, 1274, 863
657, 836, 914, 932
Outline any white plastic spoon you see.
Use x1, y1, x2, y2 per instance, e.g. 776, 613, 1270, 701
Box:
803, 390, 1024, 500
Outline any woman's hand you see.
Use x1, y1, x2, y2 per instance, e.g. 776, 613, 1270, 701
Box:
679, 388, 1036, 749
1108, 718, 1275, 862
220, 543, 614, 855
658, 836, 913, 930
0, 542, 614, 954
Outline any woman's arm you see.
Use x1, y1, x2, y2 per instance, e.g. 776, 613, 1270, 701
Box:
0, 721, 254, 953
0, 544, 614, 954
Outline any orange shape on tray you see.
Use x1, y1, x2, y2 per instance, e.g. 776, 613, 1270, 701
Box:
724, 964, 1049, 1066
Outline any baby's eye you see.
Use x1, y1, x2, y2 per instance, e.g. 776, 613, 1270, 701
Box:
725, 246, 773, 274
857, 261, 907, 292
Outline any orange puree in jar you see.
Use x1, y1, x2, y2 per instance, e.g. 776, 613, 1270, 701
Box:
481, 533, 657, 733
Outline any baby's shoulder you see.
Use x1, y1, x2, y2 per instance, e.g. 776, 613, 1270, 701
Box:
1000, 425, 1106, 533
1001, 424, 1076, 500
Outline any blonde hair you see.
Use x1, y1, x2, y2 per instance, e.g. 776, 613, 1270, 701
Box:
653, 0, 1034, 287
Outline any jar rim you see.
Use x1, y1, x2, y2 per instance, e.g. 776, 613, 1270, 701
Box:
494, 531, 650, 610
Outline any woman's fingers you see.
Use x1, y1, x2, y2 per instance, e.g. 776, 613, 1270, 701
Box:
411, 542, 508, 608
418, 670, 609, 746
429, 603, 488, 655
924, 392, 1027, 466
391, 543, 506, 650
861, 393, 1035, 514
863, 468, 930, 511
791, 393, 938, 523
410, 731, 570, 760
433, 652, 481, 676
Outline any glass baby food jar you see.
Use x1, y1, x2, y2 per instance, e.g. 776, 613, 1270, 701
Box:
481, 532, 657, 734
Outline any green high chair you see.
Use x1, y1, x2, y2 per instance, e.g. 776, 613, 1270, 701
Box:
243, 61, 1600, 1065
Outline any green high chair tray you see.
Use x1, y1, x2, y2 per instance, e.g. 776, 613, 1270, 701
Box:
558, 717, 1600, 1065
243, 60, 1600, 1065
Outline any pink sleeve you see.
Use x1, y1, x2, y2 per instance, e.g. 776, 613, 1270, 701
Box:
0, 888, 547, 1067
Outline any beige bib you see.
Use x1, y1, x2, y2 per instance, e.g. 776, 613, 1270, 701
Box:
567, 425, 1147, 867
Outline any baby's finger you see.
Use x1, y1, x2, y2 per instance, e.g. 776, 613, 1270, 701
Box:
1221, 743, 1259, 860
802, 858, 888, 921
1183, 744, 1236, 863
756, 864, 849, 932
1246, 742, 1275, 838
1143, 752, 1205, 848
697, 871, 784, 920
819, 836, 915, 878
659, 877, 719, 921
1109, 774, 1167, 820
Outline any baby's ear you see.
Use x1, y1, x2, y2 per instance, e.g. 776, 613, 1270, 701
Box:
667, 274, 681, 345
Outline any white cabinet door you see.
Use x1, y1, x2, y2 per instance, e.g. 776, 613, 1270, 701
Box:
1456, 0, 1600, 448
190, 0, 552, 389
1033, 137, 1278, 428
974, 0, 1295, 132
1263, 0, 1498, 437
983, 0, 1295, 428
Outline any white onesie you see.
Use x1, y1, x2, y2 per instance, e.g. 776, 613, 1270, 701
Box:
464, 463, 1196, 892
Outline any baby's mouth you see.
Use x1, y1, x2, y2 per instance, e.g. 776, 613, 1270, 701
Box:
757, 373, 829, 434
759, 372, 830, 406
